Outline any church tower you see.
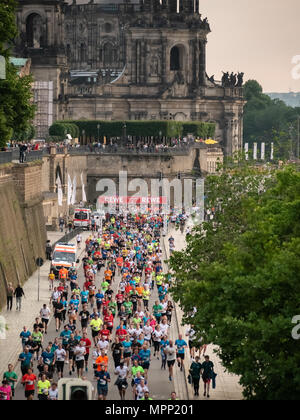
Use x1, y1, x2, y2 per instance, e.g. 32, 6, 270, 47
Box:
15, 0, 68, 122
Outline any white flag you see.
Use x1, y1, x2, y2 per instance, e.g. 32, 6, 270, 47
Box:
244, 143, 249, 160
253, 143, 257, 160
270, 142, 274, 160
67, 174, 73, 206
81, 172, 87, 203
261, 143, 265, 160
56, 175, 63, 207
71, 175, 77, 205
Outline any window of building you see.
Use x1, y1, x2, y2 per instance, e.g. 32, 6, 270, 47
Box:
170, 46, 180, 71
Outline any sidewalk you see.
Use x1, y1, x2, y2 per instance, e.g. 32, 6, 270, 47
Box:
164, 227, 244, 400
0, 230, 87, 382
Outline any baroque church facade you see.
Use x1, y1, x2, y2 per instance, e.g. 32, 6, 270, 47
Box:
15, 0, 246, 156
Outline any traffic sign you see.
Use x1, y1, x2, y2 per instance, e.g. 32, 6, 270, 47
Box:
36, 257, 44, 267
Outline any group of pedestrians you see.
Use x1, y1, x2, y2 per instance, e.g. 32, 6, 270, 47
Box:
2, 210, 215, 400
6, 283, 25, 311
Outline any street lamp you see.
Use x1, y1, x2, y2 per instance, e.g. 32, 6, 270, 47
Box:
123, 122, 127, 144
97, 123, 100, 143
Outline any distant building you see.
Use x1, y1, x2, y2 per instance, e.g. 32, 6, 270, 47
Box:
15, 0, 246, 156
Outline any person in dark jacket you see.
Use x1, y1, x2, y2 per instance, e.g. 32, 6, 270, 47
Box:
14, 285, 25, 311
189, 356, 202, 396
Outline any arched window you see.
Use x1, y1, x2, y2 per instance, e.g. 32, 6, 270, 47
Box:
104, 23, 112, 33
170, 46, 180, 71
103, 43, 114, 66
26, 13, 43, 48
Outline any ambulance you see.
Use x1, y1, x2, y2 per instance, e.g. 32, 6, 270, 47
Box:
73, 208, 91, 229
50, 243, 79, 278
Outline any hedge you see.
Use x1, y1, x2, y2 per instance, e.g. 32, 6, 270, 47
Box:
49, 122, 79, 139
52, 120, 215, 140
182, 122, 215, 138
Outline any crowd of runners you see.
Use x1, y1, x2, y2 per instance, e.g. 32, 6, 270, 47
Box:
1, 212, 215, 401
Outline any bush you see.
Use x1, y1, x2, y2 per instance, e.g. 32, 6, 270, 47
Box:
55, 120, 215, 140
49, 122, 79, 140
182, 122, 215, 138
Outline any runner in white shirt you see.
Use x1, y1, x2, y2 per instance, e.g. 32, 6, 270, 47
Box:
48, 384, 58, 400
74, 341, 86, 378
136, 380, 149, 400
40, 304, 51, 334
54, 344, 66, 379
152, 327, 163, 359
97, 338, 109, 354
159, 321, 169, 337
164, 340, 177, 382
115, 363, 129, 401
143, 322, 153, 343
76, 234, 82, 249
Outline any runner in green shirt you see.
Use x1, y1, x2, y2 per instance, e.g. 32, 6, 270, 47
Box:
124, 299, 133, 316
108, 299, 117, 316
3, 364, 17, 399
101, 280, 109, 292
37, 374, 51, 400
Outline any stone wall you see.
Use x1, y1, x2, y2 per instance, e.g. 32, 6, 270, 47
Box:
0, 163, 47, 310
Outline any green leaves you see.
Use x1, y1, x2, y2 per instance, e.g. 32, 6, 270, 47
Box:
170, 167, 300, 400
0, 61, 36, 147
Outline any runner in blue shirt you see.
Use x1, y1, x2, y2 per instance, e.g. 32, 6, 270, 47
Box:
40, 345, 55, 372
95, 365, 110, 401
18, 348, 33, 375
175, 334, 187, 371
20, 327, 31, 349
160, 337, 169, 370
139, 345, 151, 379
80, 289, 89, 305
60, 326, 71, 348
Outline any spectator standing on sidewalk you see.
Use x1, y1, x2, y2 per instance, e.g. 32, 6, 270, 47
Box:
6, 283, 14, 311
45, 240, 52, 260
14, 284, 25, 311
189, 356, 202, 396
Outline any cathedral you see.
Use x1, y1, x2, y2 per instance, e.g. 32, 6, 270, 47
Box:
15, 0, 245, 156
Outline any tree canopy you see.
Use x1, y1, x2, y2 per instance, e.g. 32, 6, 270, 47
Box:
169, 166, 300, 400
243, 80, 300, 160
0, 0, 36, 148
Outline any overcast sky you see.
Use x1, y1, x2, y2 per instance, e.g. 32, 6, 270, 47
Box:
200, 0, 300, 92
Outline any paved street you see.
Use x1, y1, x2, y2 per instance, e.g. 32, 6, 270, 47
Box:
1, 227, 189, 401
0, 223, 243, 401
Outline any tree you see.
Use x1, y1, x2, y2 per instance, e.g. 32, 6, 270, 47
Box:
0, 0, 17, 57
169, 166, 300, 400
243, 80, 300, 160
0, 0, 36, 148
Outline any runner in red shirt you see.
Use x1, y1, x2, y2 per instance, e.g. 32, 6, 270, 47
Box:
125, 284, 132, 295
116, 327, 127, 343
104, 311, 114, 333
81, 331, 92, 373
102, 298, 110, 316
116, 290, 124, 312
84, 280, 91, 290
22, 368, 36, 400
100, 324, 111, 341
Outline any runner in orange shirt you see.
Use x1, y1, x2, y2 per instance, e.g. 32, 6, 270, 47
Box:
59, 267, 68, 282
95, 350, 109, 371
